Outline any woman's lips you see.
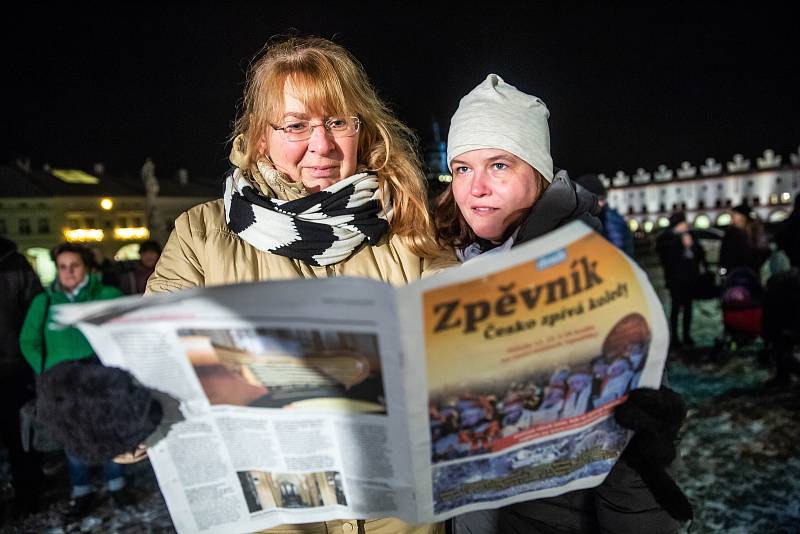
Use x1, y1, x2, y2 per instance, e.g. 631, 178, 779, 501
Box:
471, 206, 499, 216
306, 165, 339, 178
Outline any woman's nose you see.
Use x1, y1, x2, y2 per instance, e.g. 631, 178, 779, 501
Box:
307, 124, 335, 154
470, 172, 491, 196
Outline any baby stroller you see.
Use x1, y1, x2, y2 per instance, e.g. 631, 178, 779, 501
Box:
711, 267, 764, 360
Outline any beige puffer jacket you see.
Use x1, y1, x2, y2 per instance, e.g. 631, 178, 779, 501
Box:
146, 150, 453, 534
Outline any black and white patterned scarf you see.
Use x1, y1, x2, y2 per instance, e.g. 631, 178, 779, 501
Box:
223, 168, 390, 266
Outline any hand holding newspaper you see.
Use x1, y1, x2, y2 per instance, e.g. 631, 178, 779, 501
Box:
54, 221, 668, 533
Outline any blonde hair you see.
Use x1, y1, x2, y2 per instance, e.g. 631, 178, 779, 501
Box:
231, 36, 439, 257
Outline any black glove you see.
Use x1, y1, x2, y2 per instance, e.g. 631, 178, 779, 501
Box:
35, 359, 164, 464
614, 386, 693, 522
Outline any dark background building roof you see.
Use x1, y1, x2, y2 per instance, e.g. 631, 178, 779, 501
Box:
0, 164, 221, 199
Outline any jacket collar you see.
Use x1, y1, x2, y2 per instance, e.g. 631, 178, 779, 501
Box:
50, 272, 100, 301
514, 169, 602, 246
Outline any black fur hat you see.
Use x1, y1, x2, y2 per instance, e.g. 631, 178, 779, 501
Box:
36, 359, 163, 464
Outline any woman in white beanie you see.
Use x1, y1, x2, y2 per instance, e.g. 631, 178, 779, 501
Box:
434, 74, 690, 533
434, 74, 602, 260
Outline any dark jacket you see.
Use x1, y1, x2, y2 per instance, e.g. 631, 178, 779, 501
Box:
719, 225, 768, 274
656, 228, 706, 294
515, 170, 602, 243
775, 207, 800, 268
456, 173, 679, 534
0, 237, 42, 377
601, 205, 635, 257
120, 262, 155, 295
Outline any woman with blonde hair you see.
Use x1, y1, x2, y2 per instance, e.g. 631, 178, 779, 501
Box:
141, 35, 453, 533
148, 36, 448, 294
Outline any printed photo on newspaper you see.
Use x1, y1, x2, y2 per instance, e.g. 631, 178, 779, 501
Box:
52, 221, 668, 532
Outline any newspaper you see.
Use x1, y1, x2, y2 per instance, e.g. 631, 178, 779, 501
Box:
53, 221, 668, 532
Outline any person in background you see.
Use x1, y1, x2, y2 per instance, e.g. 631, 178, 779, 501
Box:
656, 212, 706, 349
18, 243, 132, 519
120, 240, 161, 295
575, 173, 635, 258
435, 73, 690, 533
774, 195, 800, 268
719, 202, 769, 275
90, 247, 121, 289
0, 236, 44, 518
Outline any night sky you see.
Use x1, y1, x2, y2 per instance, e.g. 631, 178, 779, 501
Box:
7, 2, 799, 182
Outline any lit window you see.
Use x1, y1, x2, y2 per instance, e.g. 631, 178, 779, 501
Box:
693, 214, 710, 229
768, 210, 788, 223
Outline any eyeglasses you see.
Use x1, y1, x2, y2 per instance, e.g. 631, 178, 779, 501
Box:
270, 116, 361, 142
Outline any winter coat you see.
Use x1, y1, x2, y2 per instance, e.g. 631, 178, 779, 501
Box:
719, 225, 769, 274
0, 237, 42, 377
19, 273, 122, 374
775, 209, 800, 268
455, 172, 679, 534
600, 205, 635, 257
120, 262, 155, 295
146, 146, 454, 534
656, 228, 706, 295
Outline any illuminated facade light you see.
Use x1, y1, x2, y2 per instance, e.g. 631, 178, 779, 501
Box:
657, 217, 670, 228
693, 214, 711, 229
716, 213, 732, 226
781, 192, 791, 203
100, 198, 114, 210
438, 174, 452, 183
627, 219, 639, 232
64, 228, 104, 242
113, 227, 150, 240
768, 210, 788, 223
643, 221, 655, 233
52, 169, 99, 184
769, 193, 779, 205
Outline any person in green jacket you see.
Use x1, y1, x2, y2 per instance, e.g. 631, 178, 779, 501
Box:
19, 243, 133, 519
20, 243, 121, 373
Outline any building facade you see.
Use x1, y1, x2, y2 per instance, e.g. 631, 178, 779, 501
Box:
0, 161, 219, 283
600, 148, 799, 234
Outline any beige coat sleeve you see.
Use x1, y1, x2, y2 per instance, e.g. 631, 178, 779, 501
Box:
420, 246, 459, 278
146, 211, 206, 294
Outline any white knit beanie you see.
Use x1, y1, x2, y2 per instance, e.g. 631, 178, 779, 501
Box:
447, 74, 554, 182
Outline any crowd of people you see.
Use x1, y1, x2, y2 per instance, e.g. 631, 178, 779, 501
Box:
2, 34, 797, 533
656, 195, 800, 388
0, 238, 160, 521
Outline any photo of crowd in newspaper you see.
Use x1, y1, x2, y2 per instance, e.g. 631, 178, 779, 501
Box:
422, 231, 663, 514
177, 327, 387, 413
